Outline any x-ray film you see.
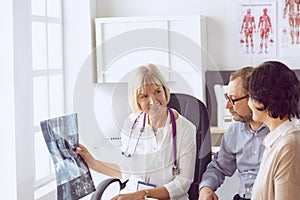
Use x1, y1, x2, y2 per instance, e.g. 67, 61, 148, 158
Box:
40, 113, 95, 200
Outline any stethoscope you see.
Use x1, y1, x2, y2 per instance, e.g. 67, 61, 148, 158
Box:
121, 107, 180, 175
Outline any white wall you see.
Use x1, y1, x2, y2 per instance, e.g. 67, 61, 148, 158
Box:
96, 0, 300, 70
0, 0, 17, 199
63, 0, 97, 113
13, 0, 35, 199
1, 0, 35, 199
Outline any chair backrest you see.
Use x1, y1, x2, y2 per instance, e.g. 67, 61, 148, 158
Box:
168, 93, 212, 200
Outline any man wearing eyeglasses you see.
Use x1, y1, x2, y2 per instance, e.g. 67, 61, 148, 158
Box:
198, 67, 269, 200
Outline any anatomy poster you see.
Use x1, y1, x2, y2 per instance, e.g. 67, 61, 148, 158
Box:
279, 0, 300, 57
238, 2, 276, 57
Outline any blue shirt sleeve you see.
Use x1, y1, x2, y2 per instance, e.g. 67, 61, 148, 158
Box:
199, 122, 269, 199
199, 124, 237, 191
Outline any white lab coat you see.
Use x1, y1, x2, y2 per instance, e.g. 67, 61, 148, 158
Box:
119, 112, 196, 200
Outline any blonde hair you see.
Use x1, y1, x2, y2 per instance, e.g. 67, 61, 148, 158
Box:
129, 64, 170, 113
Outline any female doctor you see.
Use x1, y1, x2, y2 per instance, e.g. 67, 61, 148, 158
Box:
77, 64, 196, 200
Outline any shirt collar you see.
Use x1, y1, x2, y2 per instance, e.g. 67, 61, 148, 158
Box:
263, 120, 293, 148
243, 122, 268, 135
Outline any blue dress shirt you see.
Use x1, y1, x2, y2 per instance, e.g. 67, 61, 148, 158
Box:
199, 121, 269, 199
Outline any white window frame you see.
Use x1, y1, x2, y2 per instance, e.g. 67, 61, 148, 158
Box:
30, 0, 66, 190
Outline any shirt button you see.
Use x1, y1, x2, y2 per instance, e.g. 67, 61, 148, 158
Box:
249, 175, 252, 178
253, 151, 257, 154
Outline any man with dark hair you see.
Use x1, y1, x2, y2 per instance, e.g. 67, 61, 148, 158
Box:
198, 67, 269, 200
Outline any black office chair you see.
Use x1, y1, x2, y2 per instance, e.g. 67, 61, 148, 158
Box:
91, 93, 212, 200
168, 93, 211, 199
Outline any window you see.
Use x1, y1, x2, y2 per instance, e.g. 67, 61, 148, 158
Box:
30, 0, 65, 189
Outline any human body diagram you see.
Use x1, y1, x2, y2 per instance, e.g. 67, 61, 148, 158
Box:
283, 0, 300, 44
240, 8, 256, 54
239, 5, 276, 55
258, 8, 273, 53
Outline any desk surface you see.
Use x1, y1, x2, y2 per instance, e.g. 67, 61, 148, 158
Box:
210, 126, 226, 146
210, 126, 227, 134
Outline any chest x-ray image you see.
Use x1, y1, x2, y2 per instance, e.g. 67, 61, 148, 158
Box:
40, 113, 95, 200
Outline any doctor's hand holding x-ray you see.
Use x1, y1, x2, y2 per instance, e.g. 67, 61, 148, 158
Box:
77, 63, 197, 200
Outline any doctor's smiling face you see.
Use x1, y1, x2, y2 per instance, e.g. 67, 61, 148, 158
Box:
137, 83, 168, 116
129, 63, 170, 115
225, 76, 252, 123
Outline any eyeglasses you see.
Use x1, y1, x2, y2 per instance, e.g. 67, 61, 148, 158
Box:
224, 93, 249, 105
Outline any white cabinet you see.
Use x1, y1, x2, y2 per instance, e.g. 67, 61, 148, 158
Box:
95, 15, 207, 101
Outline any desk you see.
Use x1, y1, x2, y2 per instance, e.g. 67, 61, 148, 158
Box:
210, 126, 226, 147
